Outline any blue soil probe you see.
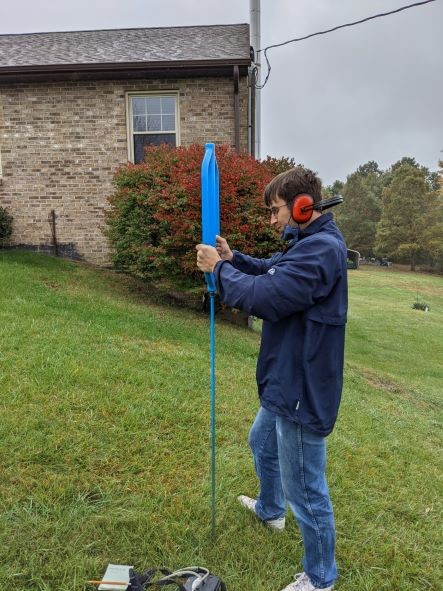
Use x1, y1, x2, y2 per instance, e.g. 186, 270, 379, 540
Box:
201, 143, 220, 538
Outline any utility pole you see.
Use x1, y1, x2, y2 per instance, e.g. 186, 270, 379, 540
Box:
250, 0, 261, 159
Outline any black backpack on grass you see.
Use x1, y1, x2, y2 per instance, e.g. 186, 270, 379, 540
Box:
128, 567, 226, 591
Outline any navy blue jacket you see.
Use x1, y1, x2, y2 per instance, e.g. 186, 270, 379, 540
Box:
214, 213, 348, 436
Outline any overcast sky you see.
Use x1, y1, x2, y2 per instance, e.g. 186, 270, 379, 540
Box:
1, 0, 442, 184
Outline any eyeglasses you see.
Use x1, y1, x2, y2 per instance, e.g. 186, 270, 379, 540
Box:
266, 204, 289, 217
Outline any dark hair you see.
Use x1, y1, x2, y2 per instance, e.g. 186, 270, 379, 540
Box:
264, 166, 322, 207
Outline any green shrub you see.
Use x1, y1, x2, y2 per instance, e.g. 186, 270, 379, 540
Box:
106, 144, 283, 285
412, 301, 430, 311
0, 206, 13, 247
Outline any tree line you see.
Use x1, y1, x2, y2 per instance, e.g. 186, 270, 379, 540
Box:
326, 157, 443, 271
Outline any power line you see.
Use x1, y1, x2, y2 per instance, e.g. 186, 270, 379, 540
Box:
253, 0, 438, 89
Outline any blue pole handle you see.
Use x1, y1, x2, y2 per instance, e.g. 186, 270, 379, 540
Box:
201, 143, 220, 293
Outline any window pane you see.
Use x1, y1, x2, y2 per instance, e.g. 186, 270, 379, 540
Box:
161, 96, 176, 114
162, 114, 175, 131
146, 114, 162, 131
132, 98, 146, 115
134, 134, 176, 164
146, 97, 161, 114
133, 115, 146, 132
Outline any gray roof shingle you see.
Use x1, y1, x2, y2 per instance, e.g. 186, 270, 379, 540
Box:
0, 24, 250, 68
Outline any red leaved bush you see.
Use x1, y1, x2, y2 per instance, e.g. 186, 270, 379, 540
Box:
107, 144, 285, 285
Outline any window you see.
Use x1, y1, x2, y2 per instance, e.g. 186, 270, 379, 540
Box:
127, 93, 179, 163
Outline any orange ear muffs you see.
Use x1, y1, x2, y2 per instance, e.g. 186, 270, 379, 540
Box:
291, 194, 315, 224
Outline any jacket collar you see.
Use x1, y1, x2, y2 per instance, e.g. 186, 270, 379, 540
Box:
281, 225, 300, 241
282, 213, 334, 245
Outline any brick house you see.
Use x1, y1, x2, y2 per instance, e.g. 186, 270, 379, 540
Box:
0, 24, 252, 264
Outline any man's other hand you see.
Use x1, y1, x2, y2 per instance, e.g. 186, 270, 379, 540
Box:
216, 235, 233, 261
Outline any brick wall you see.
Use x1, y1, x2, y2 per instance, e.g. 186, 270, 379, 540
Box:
0, 76, 249, 264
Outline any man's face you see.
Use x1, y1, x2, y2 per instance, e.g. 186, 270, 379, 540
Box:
268, 196, 293, 232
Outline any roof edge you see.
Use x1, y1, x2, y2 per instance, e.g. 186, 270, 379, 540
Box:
0, 58, 250, 74
0, 60, 251, 84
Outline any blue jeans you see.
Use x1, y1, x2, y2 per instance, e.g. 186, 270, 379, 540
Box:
248, 406, 338, 589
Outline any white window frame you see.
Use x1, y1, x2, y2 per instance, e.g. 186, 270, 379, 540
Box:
126, 91, 181, 163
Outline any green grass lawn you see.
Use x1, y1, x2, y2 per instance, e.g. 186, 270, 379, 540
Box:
0, 251, 441, 591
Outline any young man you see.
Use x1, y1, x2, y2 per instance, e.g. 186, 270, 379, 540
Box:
196, 166, 348, 591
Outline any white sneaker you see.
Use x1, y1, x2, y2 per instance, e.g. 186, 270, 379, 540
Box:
280, 572, 333, 591
237, 494, 285, 531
